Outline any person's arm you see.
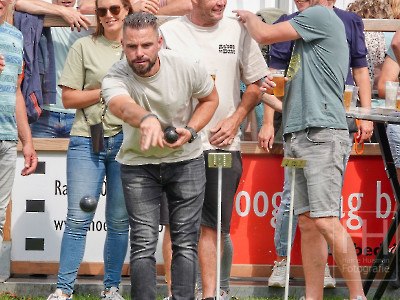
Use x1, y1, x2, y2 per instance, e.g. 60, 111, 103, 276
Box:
0, 54, 4, 74
108, 94, 164, 151
158, 0, 192, 16
15, 74, 37, 176
392, 29, 400, 65
233, 10, 300, 45
77, 0, 96, 14
353, 67, 373, 142
258, 104, 276, 152
15, 0, 91, 31
61, 86, 102, 109
209, 80, 262, 148
378, 56, 400, 99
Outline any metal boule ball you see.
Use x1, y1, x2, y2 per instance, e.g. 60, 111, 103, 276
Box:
79, 195, 98, 212
164, 126, 179, 143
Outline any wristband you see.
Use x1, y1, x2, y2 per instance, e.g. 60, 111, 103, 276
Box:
140, 113, 158, 124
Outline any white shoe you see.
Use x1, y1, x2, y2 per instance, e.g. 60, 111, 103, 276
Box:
268, 259, 287, 287
162, 297, 172, 300
47, 289, 72, 300
101, 287, 125, 300
324, 264, 336, 288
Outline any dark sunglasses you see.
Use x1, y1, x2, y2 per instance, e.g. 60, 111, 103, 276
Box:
97, 5, 121, 17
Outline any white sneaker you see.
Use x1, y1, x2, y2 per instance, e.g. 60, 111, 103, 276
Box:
47, 289, 72, 300
162, 297, 172, 300
220, 289, 230, 300
323, 264, 336, 288
268, 259, 287, 287
101, 287, 125, 300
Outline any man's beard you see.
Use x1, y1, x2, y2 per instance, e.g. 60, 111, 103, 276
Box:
128, 57, 157, 76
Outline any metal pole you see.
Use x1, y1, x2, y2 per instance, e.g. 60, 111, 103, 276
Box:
208, 153, 231, 300
216, 165, 222, 300
284, 167, 296, 300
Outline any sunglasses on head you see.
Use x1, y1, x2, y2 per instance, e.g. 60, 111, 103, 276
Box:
97, 5, 121, 17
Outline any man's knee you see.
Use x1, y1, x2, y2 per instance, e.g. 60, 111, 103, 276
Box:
314, 216, 340, 236
298, 213, 315, 233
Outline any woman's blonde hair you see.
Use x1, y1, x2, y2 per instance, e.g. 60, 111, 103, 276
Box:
389, 0, 400, 19
347, 0, 394, 19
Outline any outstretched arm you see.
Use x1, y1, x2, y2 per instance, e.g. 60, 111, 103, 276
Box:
233, 10, 299, 45
15, 0, 91, 31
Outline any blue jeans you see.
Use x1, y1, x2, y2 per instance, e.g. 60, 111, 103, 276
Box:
121, 156, 206, 300
57, 133, 129, 295
274, 132, 353, 256
30, 110, 75, 138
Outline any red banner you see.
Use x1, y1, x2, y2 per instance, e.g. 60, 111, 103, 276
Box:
231, 155, 396, 266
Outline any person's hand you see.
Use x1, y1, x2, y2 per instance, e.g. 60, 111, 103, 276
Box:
132, 0, 159, 14
209, 116, 239, 147
61, 6, 91, 31
0, 54, 5, 74
258, 123, 275, 152
357, 119, 374, 143
163, 127, 191, 149
260, 73, 275, 94
232, 10, 253, 24
139, 116, 164, 151
21, 143, 38, 176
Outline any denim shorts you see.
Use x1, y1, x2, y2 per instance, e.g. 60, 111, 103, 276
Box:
284, 128, 350, 217
387, 124, 400, 168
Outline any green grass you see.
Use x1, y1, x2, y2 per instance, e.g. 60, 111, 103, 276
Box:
0, 295, 361, 300
0, 294, 391, 300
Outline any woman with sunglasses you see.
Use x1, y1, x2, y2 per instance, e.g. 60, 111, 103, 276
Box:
47, 1, 132, 300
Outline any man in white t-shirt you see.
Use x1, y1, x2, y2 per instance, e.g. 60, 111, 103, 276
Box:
102, 13, 218, 300
160, 1, 268, 299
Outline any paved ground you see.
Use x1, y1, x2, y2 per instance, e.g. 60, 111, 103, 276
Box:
0, 274, 400, 299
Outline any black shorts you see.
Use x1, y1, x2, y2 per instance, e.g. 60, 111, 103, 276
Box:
159, 150, 242, 233
201, 149, 242, 233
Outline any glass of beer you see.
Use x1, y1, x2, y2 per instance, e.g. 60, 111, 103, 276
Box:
343, 85, 353, 112
267, 69, 285, 97
396, 88, 400, 111
386, 81, 399, 108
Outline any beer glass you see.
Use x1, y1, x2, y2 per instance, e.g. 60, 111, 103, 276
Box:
267, 69, 285, 97
343, 85, 353, 112
385, 81, 399, 108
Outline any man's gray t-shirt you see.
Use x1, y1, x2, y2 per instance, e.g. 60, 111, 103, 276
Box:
283, 5, 349, 135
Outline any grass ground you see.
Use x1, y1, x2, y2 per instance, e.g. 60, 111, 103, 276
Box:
0, 295, 359, 300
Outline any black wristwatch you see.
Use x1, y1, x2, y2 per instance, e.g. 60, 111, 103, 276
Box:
185, 126, 198, 143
